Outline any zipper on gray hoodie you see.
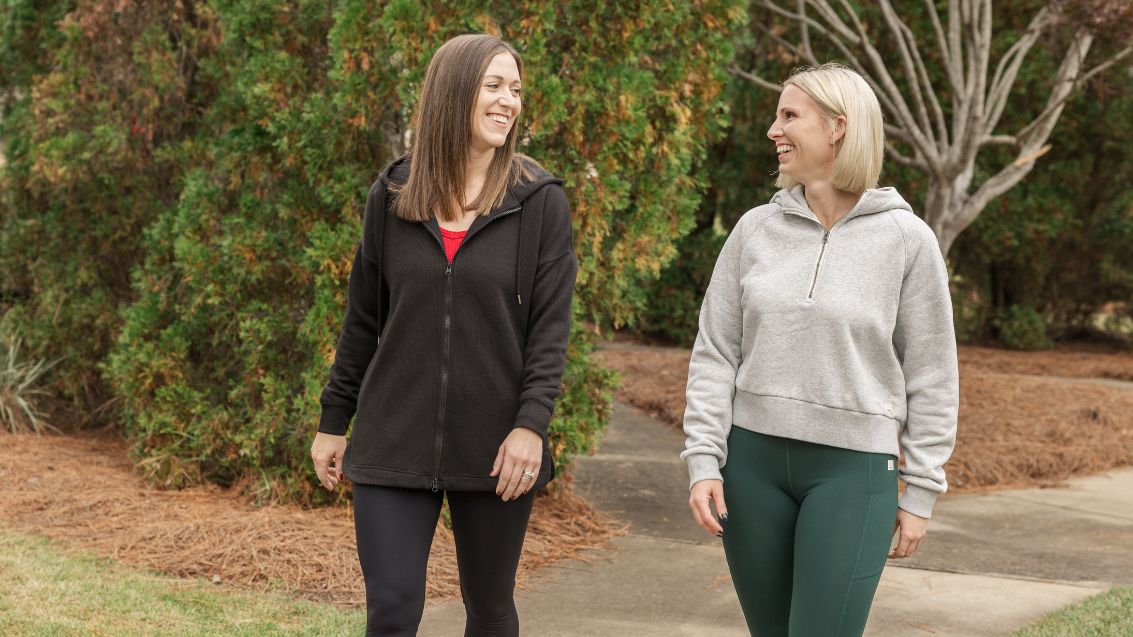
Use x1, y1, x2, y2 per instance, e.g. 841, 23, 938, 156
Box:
681, 186, 959, 519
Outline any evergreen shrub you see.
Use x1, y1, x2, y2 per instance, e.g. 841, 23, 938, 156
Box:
2, 1, 743, 503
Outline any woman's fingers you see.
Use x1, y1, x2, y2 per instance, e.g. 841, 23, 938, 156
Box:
489, 446, 505, 478
889, 509, 929, 558
711, 483, 729, 523
688, 480, 725, 536
310, 433, 347, 492
494, 429, 542, 500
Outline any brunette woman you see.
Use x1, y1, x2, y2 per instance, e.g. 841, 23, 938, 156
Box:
311, 34, 576, 637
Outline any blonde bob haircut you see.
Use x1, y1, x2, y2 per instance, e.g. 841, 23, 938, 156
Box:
775, 63, 884, 194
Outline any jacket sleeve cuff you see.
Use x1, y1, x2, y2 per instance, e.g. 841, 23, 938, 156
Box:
515, 398, 553, 438
898, 483, 939, 519
318, 404, 353, 436
686, 454, 723, 488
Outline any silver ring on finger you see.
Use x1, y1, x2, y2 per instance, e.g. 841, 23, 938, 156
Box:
522, 470, 536, 481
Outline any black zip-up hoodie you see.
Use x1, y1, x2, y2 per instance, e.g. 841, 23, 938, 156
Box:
318, 156, 577, 492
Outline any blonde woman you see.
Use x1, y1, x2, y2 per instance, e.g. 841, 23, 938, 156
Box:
682, 64, 958, 636
311, 34, 576, 636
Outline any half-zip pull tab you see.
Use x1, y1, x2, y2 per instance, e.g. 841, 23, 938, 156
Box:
807, 230, 830, 300
431, 477, 439, 493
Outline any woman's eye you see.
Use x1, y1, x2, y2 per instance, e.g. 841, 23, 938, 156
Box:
511, 88, 522, 97
486, 83, 499, 90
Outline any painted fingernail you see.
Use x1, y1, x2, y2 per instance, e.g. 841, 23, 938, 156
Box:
720, 513, 729, 522
716, 531, 724, 538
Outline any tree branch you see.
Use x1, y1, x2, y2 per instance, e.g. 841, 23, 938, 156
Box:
885, 142, 926, 168
753, 20, 817, 66
800, 0, 943, 173
985, 8, 1051, 136
877, 0, 935, 140
1015, 44, 1133, 140
727, 64, 784, 92
924, 0, 961, 95
797, 0, 814, 62
978, 134, 1018, 147
758, 0, 901, 119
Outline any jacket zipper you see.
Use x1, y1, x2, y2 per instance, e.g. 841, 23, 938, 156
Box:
807, 230, 829, 300
424, 205, 522, 492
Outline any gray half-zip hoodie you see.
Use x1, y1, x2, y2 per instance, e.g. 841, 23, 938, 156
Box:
681, 185, 959, 518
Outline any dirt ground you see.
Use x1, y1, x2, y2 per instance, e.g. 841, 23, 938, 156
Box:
593, 341, 1133, 493
0, 430, 622, 608
2, 340, 1128, 610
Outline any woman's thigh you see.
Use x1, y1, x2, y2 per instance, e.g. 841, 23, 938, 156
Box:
789, 442, 898, 637
446, 489, 535, 597
353, 483, 443, 636
721, 427, 799, 637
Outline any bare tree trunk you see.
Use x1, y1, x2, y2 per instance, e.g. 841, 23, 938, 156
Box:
732, 0, 1131, 256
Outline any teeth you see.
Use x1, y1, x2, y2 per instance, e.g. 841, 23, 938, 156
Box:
776, 145, 794, 154
488, 114, 509, 124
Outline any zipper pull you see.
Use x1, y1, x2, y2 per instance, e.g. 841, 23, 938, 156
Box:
445, 264, 452, 276
431, 477, 439, 493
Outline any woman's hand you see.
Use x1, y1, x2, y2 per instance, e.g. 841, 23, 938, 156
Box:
311, 432, 347, 492
689, 479, 728, 537
490, 427, 543, 501
889, 508, 929, 558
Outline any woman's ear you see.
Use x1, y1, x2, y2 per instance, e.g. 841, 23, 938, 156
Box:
830, 115, 847, 145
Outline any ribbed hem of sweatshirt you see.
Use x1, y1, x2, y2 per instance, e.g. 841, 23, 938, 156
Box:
317, 404, 353, 436
514, 398, 552, 438
732, 390, 901, 456
898, 483, 939, 518
686, 453, 724, 488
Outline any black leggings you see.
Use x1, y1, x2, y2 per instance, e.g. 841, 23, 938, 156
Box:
353, 483, 535, 637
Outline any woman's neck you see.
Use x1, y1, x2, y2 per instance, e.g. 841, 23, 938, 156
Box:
801, 180, 861, 230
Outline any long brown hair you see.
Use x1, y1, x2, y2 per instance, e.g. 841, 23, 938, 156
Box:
392, 34, 535, 222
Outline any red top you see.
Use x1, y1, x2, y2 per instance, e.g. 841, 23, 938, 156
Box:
440, 227, 467, 263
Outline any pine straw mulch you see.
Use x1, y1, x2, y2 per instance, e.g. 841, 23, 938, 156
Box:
0, 430, 623, 608
593, 342, 1133, 493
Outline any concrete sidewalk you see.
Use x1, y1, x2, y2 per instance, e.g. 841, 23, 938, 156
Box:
420, 402, 1130, 636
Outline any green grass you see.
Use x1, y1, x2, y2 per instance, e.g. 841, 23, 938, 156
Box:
0, 526, 366, 636
1011, 586, 1133, 637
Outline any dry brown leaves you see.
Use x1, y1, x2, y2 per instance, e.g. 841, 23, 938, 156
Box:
594, 343, 1133, 492
0, 431, 622, 608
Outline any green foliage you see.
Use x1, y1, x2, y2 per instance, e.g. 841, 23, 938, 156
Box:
992, 305, 1053, 351
643, 0, 1133, 348
549, 322, 618, 480
2, 2, 741, 504
637, 226, 728, 346
950, 71, 1133, 343
1012, 586, 1133, 637
0, 528, 367, 636
0, 326, 63, 434
0, 0, 219, 422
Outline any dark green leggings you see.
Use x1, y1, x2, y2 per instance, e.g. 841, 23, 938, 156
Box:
720, 427, 898, 637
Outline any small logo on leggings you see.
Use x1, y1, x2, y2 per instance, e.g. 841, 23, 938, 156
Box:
887, 459, 894, 471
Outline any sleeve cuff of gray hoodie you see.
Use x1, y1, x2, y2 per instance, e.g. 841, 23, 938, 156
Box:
686, 453, 723, 488
898, 483, 940, 519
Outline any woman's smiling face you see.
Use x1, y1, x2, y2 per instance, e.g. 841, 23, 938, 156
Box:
767, 84, 844, 187
470, 52, 523, 156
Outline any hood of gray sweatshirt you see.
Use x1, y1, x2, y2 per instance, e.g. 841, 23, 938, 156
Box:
681, 186, 959, 518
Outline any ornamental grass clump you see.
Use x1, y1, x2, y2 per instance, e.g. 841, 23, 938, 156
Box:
0, 332, 62, 435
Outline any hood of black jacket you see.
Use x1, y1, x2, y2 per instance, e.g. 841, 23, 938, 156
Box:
377, 154, 564, 213
376, 154, 565, 306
